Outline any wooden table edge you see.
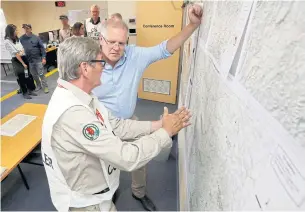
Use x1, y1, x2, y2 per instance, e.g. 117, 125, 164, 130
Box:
1, 139, 42, 181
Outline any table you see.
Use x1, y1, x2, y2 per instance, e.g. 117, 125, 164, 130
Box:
1, 103, 48, 188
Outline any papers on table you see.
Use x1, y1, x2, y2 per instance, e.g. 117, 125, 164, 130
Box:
0, 166, 7, 176
0, 114, 37, 137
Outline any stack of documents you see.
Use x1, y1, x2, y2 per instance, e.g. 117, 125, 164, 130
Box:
0, 114, 37, 137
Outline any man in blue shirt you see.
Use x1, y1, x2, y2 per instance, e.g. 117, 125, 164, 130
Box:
93, 4, 202, 211
20, 24, 49, 93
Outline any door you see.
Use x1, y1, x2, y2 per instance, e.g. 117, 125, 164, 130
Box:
136, 1, 183, 104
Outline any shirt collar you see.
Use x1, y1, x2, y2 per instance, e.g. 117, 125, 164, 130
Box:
57, 78, 94, 106
24, 33, 32, 37
90, 17, 101, 25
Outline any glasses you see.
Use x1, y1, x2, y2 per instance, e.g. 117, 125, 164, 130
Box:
90, 59, 106, 67
100, 35, 126, 49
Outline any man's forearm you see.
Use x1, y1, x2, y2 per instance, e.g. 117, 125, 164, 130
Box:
166, 23, 199, 54
15, 53, 26, 66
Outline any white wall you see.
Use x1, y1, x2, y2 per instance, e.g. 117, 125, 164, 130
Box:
1, 1, 108, 34
107, 1, 136, 28
0, 8, 12, 63
108, 1, 136, 44
179, 1, 305, 210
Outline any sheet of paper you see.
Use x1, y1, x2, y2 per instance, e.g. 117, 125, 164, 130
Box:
0, 166, 7, 176
1, 114, 37, 137
271, 146, 305, 207
206, 1, 253, 78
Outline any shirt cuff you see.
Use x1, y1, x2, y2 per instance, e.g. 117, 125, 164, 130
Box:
140, 121, 152, 135
161, 40, 173, 58
154, 128, 172, 149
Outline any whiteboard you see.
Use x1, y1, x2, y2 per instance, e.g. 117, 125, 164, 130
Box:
0, 9, 12, 63
68, 9, 108, 26
68, 9, 90, 26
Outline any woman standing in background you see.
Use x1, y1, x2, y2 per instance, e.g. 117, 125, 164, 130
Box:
4, 24, 37, 99
72, 22, 85, 37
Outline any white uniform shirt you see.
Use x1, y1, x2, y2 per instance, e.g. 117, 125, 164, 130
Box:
84, 17, 105, 40
42, 78, 172, 211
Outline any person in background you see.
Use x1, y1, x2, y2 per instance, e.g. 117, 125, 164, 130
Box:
41, 36, 191, 211
4, 24, 37, 99
94, 4, 203, 211
84, 4, 105, 40
59, 15, 72, 42
20, 24, 49, 94
72, 22, 85, 37
110, 13, 122, 21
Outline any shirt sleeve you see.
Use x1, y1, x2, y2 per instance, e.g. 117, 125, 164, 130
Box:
108, 111, 152, 141
37, 36, 46, 58
134, 40, 173, 71
4, 40, 18, 57
56, 105, 172, 172
59, 30, 64, 43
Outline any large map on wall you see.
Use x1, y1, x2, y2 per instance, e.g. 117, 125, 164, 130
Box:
178, 1, 305, 210
205, 1, 253, 77
236, 1, 305, 145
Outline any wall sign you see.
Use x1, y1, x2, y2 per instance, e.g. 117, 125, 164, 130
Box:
55, 1, 66, 7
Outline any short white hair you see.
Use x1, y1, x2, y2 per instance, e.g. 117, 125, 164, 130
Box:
90, 4, 100, 11
57, 37, 100, 81
101, 19, 129, 39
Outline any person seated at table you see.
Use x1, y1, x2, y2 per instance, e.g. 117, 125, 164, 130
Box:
72, 22, 85, 37
4, 24, 37, 99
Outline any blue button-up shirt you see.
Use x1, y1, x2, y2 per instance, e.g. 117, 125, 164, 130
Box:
93, 40, 172, 119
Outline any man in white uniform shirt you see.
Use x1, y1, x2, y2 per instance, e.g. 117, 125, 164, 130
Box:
41, 36, 191, 211
59, 15, 72, 42
84, 4, 106, 40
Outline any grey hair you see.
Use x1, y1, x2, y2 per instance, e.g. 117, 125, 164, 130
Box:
101, 19, 129, 39
57, 36, 100, 81
90, 4, 100, 11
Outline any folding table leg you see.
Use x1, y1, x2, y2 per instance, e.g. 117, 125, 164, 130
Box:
2, 64, 7, 76
17, 165, 30, 190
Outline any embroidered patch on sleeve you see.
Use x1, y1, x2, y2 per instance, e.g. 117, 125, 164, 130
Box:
83, 124, 100, 141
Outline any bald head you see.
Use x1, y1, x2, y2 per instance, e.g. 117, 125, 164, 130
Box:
110, 13, 123, 21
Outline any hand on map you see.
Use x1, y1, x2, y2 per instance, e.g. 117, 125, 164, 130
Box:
162, 106, 192, 137
189, 4, 203, 26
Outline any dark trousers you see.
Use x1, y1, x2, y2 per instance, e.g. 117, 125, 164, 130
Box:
12, 57, 36, 94
17, 73, 36, 94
